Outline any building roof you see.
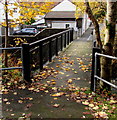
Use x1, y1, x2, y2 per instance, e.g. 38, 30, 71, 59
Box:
32, 19, 45, 25
52, 0, 76, 11
45, 11, 76, 19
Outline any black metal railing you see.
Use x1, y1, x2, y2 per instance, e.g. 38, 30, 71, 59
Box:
22, 28, 73, 82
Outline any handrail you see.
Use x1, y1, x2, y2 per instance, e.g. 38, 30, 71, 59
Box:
29, 29, 71, 47
95, 75, 117, 89
0, 47, 22, 50
0, 67, 22, 70
94, 52, 117, 91
95, 53, 117, 60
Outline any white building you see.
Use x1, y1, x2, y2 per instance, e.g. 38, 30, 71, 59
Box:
45, 0, 91, 36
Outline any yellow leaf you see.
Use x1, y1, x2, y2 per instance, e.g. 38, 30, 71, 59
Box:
88, 104, 94, 107
67, 79, 72, 84
51, 92, 64, 97
82, 101, 89, 105
53, 104, 60, 108
18, 100, 23, 103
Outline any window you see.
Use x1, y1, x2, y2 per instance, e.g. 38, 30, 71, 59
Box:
65, 24, 70, 28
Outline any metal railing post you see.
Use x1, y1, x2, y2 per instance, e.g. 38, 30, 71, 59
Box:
70, 28, 73, 42
67, 31, 69, 45
56, 37, 58, 56
39, 43, 43, 70
49, 39, 52, 62
61, 35, 63, 51
64, 33, 66, 48
69, 30, 70, 44
91, 47, 101, 91
22, 43, 31, 82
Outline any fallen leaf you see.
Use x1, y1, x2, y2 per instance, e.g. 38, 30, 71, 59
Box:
82, 101, 89, 105
67, 79, 72, 84
3, 98, 8, 102
83, 112, 90, 115
59, 72, 64, 74
45, 90, 49, 93
29, 98, 33, 101
13, 92, 17, 95
18, 100, 23, 103
51, 82, 56, 85
53, 98, 58, 100
11, 114, 15, 116
53, 104, 60, 108
28, 87, 34, 91
6, 102, 10, 105
89, 104, 94, 107
93, 106, 99, 110
52, 92, 64, 97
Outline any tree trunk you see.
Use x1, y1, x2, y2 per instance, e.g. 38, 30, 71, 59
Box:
4, 0, 9, 67
100, 1, 117, 90
85, 0, 103, 49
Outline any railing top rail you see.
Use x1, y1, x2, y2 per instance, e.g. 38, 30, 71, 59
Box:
95, 75, 117, 89
29, 29, 71, 47
0, 67, 22, 71
0, 47, 22, 50
95, 53, 117, 60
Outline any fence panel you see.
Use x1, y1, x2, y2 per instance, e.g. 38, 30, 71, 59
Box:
22, 29, 73, 82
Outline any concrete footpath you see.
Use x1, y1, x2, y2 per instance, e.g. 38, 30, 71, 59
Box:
3, 27, 93, 119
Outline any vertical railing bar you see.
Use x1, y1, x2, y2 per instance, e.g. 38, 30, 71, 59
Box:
68, 31, 69, 45
49, 39, 52, 62
68, 31, 69, 44
69, 31, 70, 43
66, 32, 68, 45
21, 47, 23, 78
61, 34, 63, 51
56, 37, 58, 56
64, 33, 66, 47
94, 53, 97, 92
22, 43, 31, 82
39, 43, 43, 70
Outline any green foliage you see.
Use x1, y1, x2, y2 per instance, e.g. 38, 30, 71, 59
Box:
25, 18, 35, 25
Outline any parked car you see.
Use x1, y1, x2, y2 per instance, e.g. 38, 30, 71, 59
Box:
13, 28, 38, 35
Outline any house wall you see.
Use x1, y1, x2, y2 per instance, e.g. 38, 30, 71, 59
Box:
82, 14, 91, 34
46, 20, 78, 39
51, 21, 78, 31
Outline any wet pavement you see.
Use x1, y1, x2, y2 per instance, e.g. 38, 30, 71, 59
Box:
2, 27, 93, 119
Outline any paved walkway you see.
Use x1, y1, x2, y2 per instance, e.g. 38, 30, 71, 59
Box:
3, 27, 93, 119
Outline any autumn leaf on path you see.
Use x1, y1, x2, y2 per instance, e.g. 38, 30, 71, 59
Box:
51, 92, 65, 97
53, 104, 60, 108
83, 112, 91, 115
67, 79, 72, 84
